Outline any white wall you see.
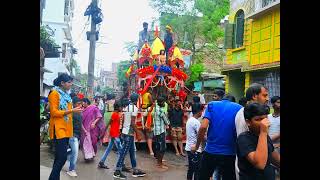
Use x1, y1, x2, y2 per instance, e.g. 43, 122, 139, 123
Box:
42, 0, 65, 23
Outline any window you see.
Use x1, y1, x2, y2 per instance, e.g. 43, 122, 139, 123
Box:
251, 70, 280, 105
234, 10, 245, 48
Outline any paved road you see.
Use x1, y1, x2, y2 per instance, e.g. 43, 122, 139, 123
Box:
40, 144, 188, 180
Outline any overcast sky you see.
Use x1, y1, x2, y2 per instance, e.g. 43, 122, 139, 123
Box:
71, 0, 159, 74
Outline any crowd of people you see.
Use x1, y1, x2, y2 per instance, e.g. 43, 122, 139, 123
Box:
46, 73, 280, 180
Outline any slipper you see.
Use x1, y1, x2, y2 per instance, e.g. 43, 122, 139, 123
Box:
150, 152, 154, 156
180, 153, 186, 157
156, 164, 169, 170
176, 153, 180, 156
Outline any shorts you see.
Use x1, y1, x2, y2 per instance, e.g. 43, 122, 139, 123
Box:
145, 130, 154, 139
171, 127, 182, 141
154, 132, 166, 154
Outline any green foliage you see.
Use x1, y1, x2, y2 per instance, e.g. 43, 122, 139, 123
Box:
124, 41, 138, 56
186, 63, 205, 85
195, 0, 229, 42
79, 73, 88, 91
101, 86, 114, 96
150, 0, 229, 83
66, 58, 81, 76
117, 60, 131, 86
40, 25, 58, 47
149, 0, 191, 14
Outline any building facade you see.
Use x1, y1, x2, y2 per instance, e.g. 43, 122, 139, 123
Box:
99, 63, 121, 91
222, 0, 280, 101
41, 0, 75, 96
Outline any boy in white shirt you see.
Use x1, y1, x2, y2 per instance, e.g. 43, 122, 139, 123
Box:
185, 103, 204, 180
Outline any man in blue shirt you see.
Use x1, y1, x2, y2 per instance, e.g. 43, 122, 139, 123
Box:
192, 96, 242, 180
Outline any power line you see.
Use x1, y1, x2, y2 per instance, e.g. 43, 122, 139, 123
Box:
73, 19, 90, 46
73, 0, 90, 15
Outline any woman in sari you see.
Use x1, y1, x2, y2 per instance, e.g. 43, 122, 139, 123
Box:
80, 98, 106, 161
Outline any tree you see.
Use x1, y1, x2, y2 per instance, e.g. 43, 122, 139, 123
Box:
185, 63, 205, 86
40, 25, 59, 57
101, 86, 114, 96
124, 41, 138, 56
66, 58, 79, 76
149, 0, 229, 82
117, 60, 131, 87
79, 73, 88, 93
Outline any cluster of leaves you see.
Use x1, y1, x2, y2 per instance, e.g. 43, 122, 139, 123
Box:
40, 25, 58, 47
79, 73, 88, 92
101, 86, 115, 96
66, 58, 81, 77
124, 41, 138, 56
117, 60, 131, 87
185, 62, 205, 86
195, 0, 229, 42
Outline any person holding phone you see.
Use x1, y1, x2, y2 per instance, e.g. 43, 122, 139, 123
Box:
48, 73, 82, 180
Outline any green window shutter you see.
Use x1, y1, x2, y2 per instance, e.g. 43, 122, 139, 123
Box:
224, 23, 234, 49
235, 17, 245, 48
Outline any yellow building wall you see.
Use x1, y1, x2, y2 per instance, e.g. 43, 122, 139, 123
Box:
244, 72, 250, 93
249, 9, 280, 65
225, 8, 280, 66
225, 74, 229, 94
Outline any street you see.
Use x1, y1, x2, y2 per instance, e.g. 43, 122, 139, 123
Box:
40, 144, 188, 180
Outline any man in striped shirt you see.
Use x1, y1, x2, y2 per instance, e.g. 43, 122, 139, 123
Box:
153, 96, 170, 170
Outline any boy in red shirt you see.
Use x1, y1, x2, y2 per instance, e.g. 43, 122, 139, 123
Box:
98, 101, 122, 169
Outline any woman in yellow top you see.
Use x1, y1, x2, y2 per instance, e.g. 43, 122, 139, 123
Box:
48, 73, 82, 180
142, 88, 153, 109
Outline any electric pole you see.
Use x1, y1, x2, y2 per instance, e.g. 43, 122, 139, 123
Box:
87, 0, 98, 99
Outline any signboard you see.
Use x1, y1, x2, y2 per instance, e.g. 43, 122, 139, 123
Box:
181, 49, 192, 69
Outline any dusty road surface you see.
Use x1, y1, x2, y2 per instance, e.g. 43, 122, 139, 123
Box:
40, 144, 188, 180
40, 144, 280, 180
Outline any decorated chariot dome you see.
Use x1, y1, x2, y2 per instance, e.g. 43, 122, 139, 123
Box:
124, 25, 189, 102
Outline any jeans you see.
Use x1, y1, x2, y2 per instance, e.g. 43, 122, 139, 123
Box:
49, 138, 69, 180
199, 151, 236, 180
213, 167, 221, 180
154, 133, 166, 156
116, 134, 137, 171
67, 137, 79, 171
186, 151, 202, 180
100, 137, 122, 164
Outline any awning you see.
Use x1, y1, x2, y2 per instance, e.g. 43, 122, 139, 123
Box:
194, 79, 225, 91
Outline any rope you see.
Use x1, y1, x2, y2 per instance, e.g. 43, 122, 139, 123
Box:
163, 78, 175, 91
149, 78, 160, 88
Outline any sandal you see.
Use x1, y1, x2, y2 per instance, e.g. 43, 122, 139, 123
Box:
98, 162, 109, 169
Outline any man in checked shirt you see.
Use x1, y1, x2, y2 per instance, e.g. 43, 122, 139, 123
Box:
153, 96, 170, 170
